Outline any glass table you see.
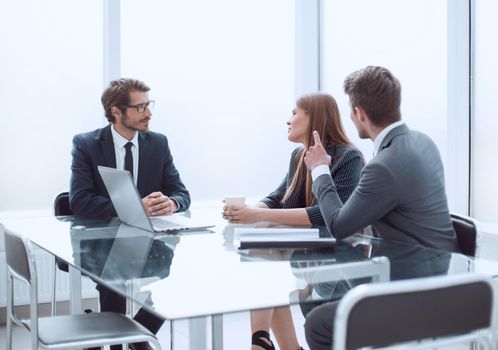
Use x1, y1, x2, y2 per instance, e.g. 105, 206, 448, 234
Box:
2, 207, 496, 349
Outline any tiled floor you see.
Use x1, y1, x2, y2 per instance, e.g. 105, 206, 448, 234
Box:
1, 231, 497, 350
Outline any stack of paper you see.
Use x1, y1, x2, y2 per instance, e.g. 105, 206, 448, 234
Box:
234, 228, 336, 249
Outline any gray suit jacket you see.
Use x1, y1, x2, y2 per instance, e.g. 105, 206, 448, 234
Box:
313, 124, 458, 252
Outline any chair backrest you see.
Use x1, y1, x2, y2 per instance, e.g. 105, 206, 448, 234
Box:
451, 213, 478, 257
3, 226, 41, 338
3, 227, 33, 283
54, 191, 73, 216
334, 274, 494, 350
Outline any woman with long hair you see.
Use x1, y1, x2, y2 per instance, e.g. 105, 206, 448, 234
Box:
223, 93, 364, 349
223, 93, 362, 227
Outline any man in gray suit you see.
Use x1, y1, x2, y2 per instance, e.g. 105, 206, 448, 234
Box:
302, 66, 459, 349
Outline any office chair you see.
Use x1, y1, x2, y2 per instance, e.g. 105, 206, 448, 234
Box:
53, 191, 73, 217
333, 273, 494, 350
451, 213, 480, 257
52, 191, 75, 315
3, 226, 161, 350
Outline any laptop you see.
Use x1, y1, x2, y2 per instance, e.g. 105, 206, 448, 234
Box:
98, 166, 215, 233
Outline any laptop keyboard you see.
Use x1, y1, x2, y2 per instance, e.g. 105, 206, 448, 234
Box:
150, 217, 184, 231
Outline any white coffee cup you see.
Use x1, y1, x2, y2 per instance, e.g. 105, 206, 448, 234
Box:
224, 196, 246, 206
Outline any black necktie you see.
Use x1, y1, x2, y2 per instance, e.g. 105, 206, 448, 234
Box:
124, 142, 134, 179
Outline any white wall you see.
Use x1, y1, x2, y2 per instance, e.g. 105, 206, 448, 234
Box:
0, 0, 103, 212
320, 1, 479, 216
1, 0, 492, 219
320, 0, 447, 161
472, 0, 498, 222
0, 1, 297, 212
120, 0, 296, 202
320, 0, 465, 208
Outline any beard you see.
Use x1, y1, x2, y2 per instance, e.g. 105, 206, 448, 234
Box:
121, 111, 150, 133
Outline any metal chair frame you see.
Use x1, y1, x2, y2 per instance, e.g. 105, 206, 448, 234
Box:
52, 191, 73, 315
4, 226, 161, 350
333, 273, 495, 350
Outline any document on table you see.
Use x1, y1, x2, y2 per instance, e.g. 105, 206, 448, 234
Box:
234, 228, 336, 249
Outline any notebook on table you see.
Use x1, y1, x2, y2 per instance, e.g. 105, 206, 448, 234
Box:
234, 228, 336, 249
98, 166, 214, 233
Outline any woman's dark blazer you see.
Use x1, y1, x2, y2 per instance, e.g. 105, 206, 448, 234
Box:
261, 145, 363, 226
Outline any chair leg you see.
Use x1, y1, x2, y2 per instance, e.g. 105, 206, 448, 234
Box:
52, 257, 57, 316
170, 320, 175, 350
6, 274, 13, 350
6, 314, 12, 350
126, 282, 134, 316
31, 333, 38, 350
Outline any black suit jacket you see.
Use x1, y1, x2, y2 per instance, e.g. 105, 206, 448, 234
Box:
69, 124, 190, 218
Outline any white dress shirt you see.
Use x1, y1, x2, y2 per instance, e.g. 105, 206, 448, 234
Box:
111, 126, 139, 185
372, 120, 404, 157
311, 121, 405, 182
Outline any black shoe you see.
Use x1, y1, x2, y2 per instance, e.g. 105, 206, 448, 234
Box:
251, 330, 275, 350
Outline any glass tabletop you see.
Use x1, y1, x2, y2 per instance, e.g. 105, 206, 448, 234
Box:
0, 207, 488, 320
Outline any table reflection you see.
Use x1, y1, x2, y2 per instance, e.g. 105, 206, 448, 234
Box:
69, 218, 179, 338
289, 237, 452, 316
0, 210, 477, 322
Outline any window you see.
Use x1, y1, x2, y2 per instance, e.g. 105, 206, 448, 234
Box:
471, 1, 498, 222
0, 0, 103, 212
320, 1, 465, 210
121, 0, 296, 200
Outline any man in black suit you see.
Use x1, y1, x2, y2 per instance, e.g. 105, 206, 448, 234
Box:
70, 78, 190, 219
70, 78, 190, 350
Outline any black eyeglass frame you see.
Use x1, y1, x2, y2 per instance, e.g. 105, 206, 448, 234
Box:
121, 100, 155, 113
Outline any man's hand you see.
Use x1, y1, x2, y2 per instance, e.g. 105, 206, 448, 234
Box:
304, 131, 331, 171
142, 192, 177, 216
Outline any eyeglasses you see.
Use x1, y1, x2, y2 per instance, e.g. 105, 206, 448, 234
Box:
123, 100, 155, 113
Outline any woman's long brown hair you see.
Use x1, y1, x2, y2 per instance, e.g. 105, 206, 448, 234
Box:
282, 93, 353, 206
